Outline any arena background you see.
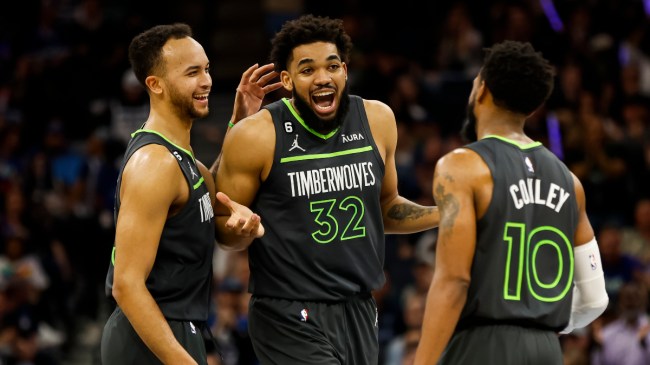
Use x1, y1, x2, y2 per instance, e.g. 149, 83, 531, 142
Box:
0, 0, 648, 364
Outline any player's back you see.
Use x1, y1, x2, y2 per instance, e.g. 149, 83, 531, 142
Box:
461, 136, 579, 332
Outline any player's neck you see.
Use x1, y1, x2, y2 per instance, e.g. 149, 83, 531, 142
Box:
477, 109, 531, 144
143, 106, 193, 150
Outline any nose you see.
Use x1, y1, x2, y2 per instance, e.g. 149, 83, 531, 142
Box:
314, 68, 331, 86
201, 70, 212, 88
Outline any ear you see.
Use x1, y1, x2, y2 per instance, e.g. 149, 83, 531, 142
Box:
145, 75, 163, 95
280, 70, 293, 91
343, 62, 348, 81
476, 80, 488, 103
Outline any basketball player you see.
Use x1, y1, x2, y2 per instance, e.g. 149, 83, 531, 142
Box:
213, 14, 439, 365
413, 40, 609, 365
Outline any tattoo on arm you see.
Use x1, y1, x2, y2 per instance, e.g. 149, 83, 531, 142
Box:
387, 204, 434, 221
434, 173, 460, 234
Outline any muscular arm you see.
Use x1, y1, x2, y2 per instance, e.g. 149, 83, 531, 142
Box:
112, 145, 197, 365
414, 149, 486, 365
364, 100, 439, 233
214, 112, 274, 250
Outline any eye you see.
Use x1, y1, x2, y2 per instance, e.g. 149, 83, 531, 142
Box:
300, 67, 313, 75
205, 66, 211, 73
329, 64, 340, 71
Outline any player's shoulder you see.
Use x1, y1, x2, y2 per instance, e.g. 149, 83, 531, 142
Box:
228, 109, 274, 143
437, 147, 489, 179
362, 98, 393, 116
361, 98, 396, 136
222, 109, 275, 168
126, 143, 179, 176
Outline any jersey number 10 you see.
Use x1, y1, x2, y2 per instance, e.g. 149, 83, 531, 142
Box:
503, 223, 574, 303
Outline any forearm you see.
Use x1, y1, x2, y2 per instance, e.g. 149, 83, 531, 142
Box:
414, 277, 468, 365
382, 196, 439, 234
114, 283, 196, 364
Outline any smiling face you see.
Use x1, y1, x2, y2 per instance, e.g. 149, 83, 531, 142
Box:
281, 41, 349, 132
158, 37, 212, 119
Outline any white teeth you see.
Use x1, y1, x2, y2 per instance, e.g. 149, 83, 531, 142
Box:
313, 91, 334, 97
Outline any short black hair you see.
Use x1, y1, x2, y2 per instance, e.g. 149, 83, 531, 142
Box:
128, 23, 193, 86
480, 40, 555, 115
269, 14, 353, 72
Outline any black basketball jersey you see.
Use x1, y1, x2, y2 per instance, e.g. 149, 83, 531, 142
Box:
249, 96, 386, 301
460, 136, 579, 332
105, 129, 215, 321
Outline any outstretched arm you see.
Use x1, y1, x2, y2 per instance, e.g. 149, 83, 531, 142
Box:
364, 99, 439, 233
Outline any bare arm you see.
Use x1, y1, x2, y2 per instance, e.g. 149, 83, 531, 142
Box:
214, 112, 274, 250
112, 145, 197, 365
559, 172, 608, 334
364, 99, 439, 233
414, 149, 485, 365
572, 173, 595, 246
210, 63, 282, 176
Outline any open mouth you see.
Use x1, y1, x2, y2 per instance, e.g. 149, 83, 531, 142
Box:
193, 94, 209, 102
311, 90, 336, 114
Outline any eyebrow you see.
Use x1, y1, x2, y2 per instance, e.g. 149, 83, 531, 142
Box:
296, 54, 342, 67
184, 65, 201, 73
184, 63, 209, 73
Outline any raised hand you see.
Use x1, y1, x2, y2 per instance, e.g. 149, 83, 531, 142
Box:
231, 63, 283, 123
216, 192, 265, 238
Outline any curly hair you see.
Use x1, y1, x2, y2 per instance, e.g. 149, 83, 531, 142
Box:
480, 40, 555, 115
128, 23, 193, 86
269, 14, 353, 72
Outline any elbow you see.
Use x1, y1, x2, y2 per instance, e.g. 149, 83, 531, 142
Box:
436, 274, 471, 298
111, 279, 126, 304
111, 275, 139, 305
572, 298, 608, 331
451, 276, 471, 293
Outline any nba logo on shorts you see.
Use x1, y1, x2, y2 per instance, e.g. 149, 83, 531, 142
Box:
300, 309, 309, 322
589, 254, 598, 270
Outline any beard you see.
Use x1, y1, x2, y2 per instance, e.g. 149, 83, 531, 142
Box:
461, 99, 478, 143
292, 84, 350, 134
168, 83, 209, 120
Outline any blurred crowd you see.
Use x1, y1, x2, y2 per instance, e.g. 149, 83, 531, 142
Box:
0, 0, 649, 364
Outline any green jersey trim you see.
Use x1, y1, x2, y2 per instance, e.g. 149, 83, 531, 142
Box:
193, 177, 204, 190
483, 135, 542, 150
280, 146, 373, 163
282, 98, 340, 140
131, 129, 195, 161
